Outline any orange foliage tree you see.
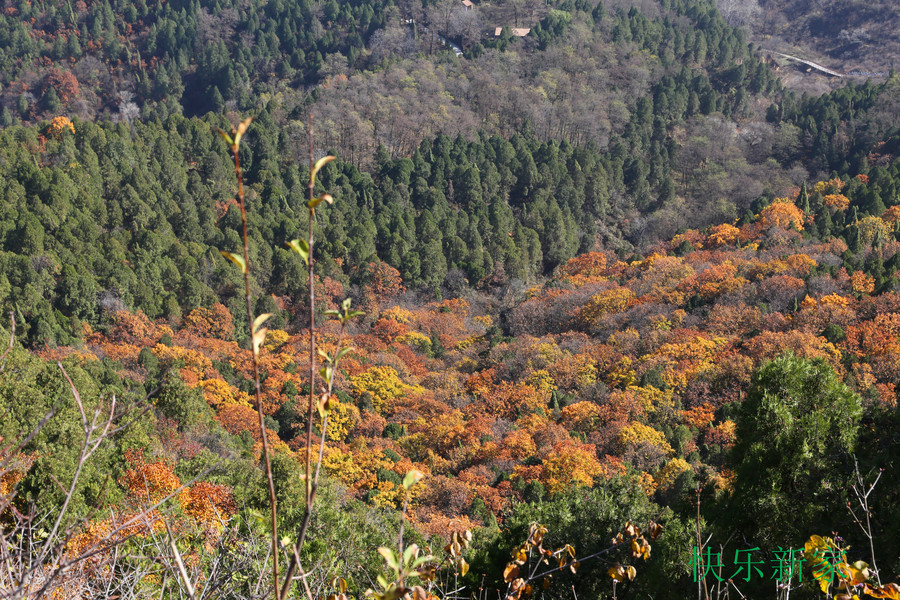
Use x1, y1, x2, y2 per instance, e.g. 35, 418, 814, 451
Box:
538, 440, 604, 495
756, 201, 805, 231
119, 450, 181, 504
183, 304, 235, 339
557, 252, 608, 284
179, 481, 237, 528
359, 260, 405, 311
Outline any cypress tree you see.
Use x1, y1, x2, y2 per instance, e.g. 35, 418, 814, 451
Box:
798, 182, 810, 214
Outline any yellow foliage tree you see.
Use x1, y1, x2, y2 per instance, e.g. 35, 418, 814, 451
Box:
617, 422, 673, 469
706, 223, 740, 247
578, 287, 636, 327
325, 398, 361, 441
526, 369, 557, 395
396, 330, 432, 352
534, 441, 604, 495
542, 446, 602, 495
813, 177, 845, 194
654, 458, 691, 492
322, 447, 395, 492
199, 378, 236, 409
857, 215, 890, 246
152, 344, 213, 381
47, 115, 75, 139
381, 306, 415, 323
560, 401, 602, 433
350, 366, 422, 414
822, 194, 850, 211
618, 422, 671, 452
634, 385, 674, 413
606, 356, 638, 389
264, 329, 290, 351
501, 429, 538, 460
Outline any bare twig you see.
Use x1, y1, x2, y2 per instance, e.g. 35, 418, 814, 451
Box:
847, 458, 882, 586
278, 115, 324, 600
166, 521, 196, 600
2, 372, 169, 600
40, 363, 116, 561
305, 113, 317, 515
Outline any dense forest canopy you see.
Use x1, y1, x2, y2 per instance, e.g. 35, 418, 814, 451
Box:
2, 0, 900, 597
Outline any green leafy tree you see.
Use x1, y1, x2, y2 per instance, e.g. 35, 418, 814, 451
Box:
470, 479, 693, 598
727, 353, 862, 547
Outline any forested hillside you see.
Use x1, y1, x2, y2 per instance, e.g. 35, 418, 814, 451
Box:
6, 170, 900, 597
3, 74, 900, 347
717, 0, 900, 76
3, 0, 900, 598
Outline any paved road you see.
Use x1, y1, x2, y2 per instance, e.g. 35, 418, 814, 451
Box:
764, 50, 845, 77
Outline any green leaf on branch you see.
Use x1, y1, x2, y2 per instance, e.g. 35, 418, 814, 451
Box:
285, 239, 310, 266
214, 128, 233, 146
220, 251, 247, 273
308, 194, 333, 210
310, 155, 337, 185
403, 544, 419, 566
378, 547, 399, 572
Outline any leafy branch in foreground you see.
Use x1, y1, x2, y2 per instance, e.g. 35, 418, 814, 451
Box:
277, 118, 364, 600
216, 116, 281, 598
219, 115, 361, 600
498, 520, 661, 600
